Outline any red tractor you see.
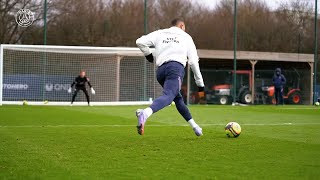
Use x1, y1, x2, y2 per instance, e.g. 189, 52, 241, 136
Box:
262, 84, 302, 104
210, 70, 253, 105
204, 70, 302, 105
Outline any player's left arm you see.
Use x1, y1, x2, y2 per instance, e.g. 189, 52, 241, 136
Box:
86, 77, 95, 95
187, 36, 205, 91
136, 30, 159, 63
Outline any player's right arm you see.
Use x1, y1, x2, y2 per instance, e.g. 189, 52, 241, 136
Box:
71, 77, 79, 87
136, 30, 159, 63
68, 77, 77, 93
187, 36, 205, 92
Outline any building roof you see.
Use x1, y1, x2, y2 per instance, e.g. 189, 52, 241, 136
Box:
198, 49, 314, 63
2, 44, 314, 63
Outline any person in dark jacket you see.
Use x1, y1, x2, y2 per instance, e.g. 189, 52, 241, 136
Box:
272, 68, 286, 105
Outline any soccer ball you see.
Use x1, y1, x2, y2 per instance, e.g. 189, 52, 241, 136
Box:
44, 100, 49, 104
315, 102, 320, 106
22, 100, 28, 106
225, 122, 241, 138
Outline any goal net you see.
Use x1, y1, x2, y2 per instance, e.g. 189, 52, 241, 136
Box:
0, 45, 163, 105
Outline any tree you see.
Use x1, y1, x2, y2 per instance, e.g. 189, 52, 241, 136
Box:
0, 0, 316, 55
0, 0, 44, 44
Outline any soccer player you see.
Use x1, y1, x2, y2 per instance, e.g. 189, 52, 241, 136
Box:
135, 18, 205, 136
272, 68, 286, 105
68, 70, 95, 106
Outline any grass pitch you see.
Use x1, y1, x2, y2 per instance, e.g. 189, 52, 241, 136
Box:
0, 105, 319, 179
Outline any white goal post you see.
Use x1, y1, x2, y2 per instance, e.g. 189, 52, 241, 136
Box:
0, 44, 167, 106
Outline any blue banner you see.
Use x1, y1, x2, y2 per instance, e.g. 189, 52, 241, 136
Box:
3, 74, 74, 101
316, 85, 320, 102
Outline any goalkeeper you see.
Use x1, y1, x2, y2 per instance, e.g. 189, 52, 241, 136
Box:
68, 70, 95, 106
135, 18, 205, 136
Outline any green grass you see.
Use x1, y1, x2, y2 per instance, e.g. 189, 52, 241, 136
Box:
0, 105, 319, 179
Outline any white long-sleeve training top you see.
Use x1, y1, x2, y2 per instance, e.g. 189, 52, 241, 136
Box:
136, 26, 204, 87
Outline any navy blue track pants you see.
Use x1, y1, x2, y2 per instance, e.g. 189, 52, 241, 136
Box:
150, 61, 192, 121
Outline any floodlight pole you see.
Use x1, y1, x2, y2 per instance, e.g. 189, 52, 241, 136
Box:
144, 0, 148, 34
314, 0, 318, 104
44, 0, 47, 45
233, 0, 237, 104
143, 0, 147, 100
42, 0, 48, 101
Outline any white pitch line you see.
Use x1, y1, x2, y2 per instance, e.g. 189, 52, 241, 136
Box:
277, 108, 320, 110
201, 123, 320, 126
0, 123, 320, 128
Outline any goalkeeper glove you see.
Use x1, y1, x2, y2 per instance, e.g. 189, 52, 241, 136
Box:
145, 54, 154, 63
67, 87, 72, 93
91, 88, 95, 95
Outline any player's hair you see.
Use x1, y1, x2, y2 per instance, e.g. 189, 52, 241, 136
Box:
80, 70, 85, 73
171, 18, 184, 26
